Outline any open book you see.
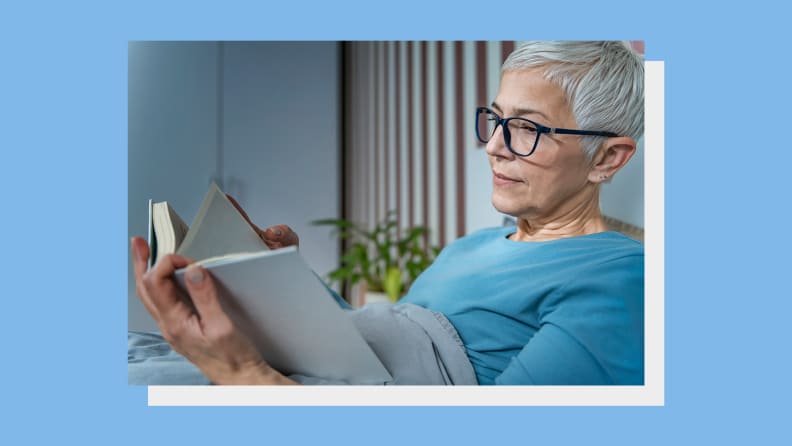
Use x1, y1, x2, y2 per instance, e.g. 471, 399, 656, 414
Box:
147, 183, 270, 268
147, 183, 391, 384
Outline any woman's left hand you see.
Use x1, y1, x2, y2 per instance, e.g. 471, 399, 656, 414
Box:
226, 194, 300, 249
131, 237, 297, 385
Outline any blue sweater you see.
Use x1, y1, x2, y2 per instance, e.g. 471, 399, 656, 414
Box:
399, 227, 644, 385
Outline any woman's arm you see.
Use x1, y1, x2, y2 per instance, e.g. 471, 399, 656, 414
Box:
493, 323, 614, 385
494, 255, 644, 385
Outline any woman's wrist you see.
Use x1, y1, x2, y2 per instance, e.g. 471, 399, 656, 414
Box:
255, 365, 299, 385
216, 361, 299, 385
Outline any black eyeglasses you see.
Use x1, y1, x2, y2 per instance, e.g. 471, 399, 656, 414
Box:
475, 107, 618, 157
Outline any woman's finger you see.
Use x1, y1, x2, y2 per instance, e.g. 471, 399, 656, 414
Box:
130, 237, 150, 281
183, 265, 232, 330
131, 237, 162, 321
263, 224, 299, 248
144, 253, 195, 326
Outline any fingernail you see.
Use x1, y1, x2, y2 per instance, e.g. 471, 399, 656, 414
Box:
187, 266, 204, 285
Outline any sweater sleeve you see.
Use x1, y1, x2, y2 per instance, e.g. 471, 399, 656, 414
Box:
494, 322, 613, 384
494, 254, 644, 385
313, 271, 353, 310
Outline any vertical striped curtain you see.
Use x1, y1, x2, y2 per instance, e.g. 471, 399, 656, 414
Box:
344, 41, 516, 249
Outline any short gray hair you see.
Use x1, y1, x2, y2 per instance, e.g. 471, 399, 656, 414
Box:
502, 41, 644, 159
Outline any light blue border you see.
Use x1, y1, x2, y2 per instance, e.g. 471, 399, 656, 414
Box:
4, 0, 788, 444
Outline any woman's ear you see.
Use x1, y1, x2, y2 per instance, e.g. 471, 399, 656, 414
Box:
588, 137, 637, 183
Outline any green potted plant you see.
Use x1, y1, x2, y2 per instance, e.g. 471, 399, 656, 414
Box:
313, 211, 440, 304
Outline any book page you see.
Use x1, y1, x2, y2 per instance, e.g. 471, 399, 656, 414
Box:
177, 183, 269, 261
152, 201, 189, 264
168, 203, 190, 250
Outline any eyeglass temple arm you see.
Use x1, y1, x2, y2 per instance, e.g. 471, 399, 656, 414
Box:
548, 128, 619, 137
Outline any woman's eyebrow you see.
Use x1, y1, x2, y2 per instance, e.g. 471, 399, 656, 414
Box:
491, 101, 551, 122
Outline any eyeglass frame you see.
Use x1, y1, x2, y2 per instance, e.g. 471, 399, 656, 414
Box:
475, 106, 619, 157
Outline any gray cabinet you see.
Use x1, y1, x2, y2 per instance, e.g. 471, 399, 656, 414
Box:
128, 42, 341, 331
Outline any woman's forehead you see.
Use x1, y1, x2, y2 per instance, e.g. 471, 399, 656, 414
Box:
496, 69, 574, 126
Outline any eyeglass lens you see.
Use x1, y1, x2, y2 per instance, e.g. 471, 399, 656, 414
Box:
476, 109, 538, 156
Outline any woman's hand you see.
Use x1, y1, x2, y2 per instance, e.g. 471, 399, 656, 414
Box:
131, 237, 297, 385
226, 194, 299, 249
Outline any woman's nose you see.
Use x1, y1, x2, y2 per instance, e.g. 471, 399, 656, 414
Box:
484, 124, 513, 159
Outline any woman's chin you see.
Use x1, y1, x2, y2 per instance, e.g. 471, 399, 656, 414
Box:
491, 194, 522, 217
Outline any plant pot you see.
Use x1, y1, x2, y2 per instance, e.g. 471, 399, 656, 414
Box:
350, 282, 393, 308
364, 291, 391, 305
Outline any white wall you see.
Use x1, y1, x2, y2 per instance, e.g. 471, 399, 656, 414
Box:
221, 42, 341, 289
128, 42, 221, 332
128, 42, 341, 332
600, 137, 644, 227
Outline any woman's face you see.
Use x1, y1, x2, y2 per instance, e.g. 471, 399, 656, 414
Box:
486, 69, 597, 222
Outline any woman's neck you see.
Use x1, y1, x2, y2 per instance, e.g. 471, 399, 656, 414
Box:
510, 191, 608, 242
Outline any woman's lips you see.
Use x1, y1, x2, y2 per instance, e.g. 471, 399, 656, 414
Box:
493, 171, 522, 186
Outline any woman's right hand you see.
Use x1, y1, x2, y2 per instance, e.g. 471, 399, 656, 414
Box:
226, 194, 300, 249
131, 237, 297, 385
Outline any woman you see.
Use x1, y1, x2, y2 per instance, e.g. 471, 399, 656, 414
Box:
130, 41, 644, 385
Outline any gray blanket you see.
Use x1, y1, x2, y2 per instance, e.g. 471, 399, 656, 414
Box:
128, 303, 478, 385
